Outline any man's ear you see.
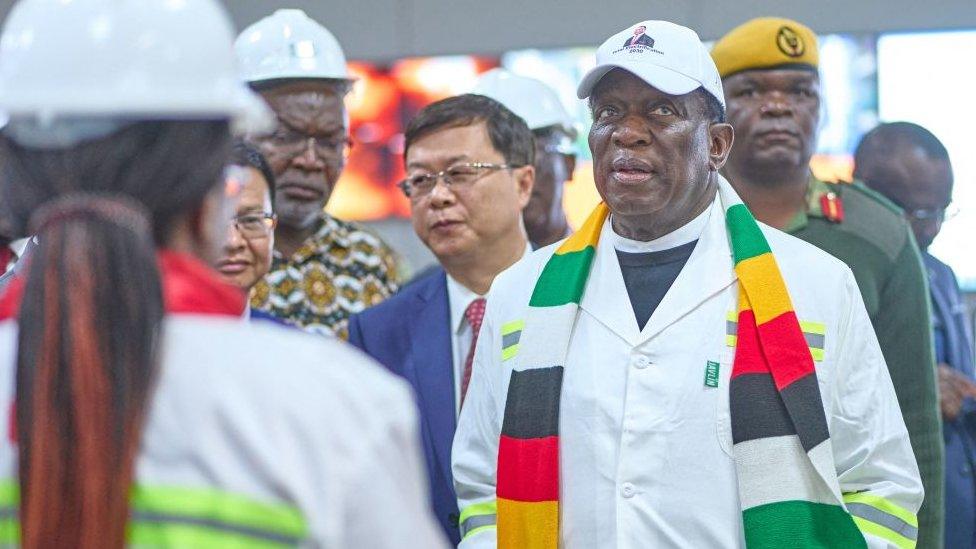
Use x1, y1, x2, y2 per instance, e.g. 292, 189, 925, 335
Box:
516, 165, 535, 209
708, 122, 734, 172
563, 154, 577, 183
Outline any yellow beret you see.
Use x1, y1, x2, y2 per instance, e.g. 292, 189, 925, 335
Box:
711, 17, 819, 78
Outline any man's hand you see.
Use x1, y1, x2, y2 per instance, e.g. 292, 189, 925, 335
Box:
938, 364, 976, 421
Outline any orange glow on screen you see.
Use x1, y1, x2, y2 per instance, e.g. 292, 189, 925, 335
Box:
326, 57, 499, 221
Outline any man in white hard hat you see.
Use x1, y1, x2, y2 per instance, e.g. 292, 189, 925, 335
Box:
235, 9, 401, 338
473, 69, 576, 247
452, 20, 921, 548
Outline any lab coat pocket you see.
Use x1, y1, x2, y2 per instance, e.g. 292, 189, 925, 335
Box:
716, 350, 735, 458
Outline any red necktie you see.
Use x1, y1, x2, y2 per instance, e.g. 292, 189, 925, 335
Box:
0, 246, 13, 277
459, 297, 487, 408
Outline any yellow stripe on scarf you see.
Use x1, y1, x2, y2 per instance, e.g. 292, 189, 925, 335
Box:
556, 203, 609, 255
497, 498, 558, 549
734, 252, 793, 324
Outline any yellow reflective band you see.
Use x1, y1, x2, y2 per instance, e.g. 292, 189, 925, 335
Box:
844, 492, 917, 549
0, 482, 15, 506
852, 516, 915, 549
843, 492, 917, 528
501, 320, 524, 361
726, 314, 826, 361
799, 320, 826, 336
460, 501, 497, 540
0, 480, 307, 547
460, 501, 497, 524
501, 320, 525, 336
130, 485, 307, 541
502, 345, 520, 361
0, 481, 18, 546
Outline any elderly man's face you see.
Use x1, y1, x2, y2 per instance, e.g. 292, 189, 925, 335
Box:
253, 80, 347, 232
588, 69, 721, 220
723, 69, 820, 174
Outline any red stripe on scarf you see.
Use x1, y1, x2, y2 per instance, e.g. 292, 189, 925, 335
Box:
757, 311, 816, 390
497, 435, 559, 502
731, 309, 768, 378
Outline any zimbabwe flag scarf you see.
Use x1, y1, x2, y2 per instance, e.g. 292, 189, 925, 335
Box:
496, 180, 866, 548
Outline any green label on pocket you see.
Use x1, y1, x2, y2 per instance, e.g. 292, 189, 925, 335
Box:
704, 361, 720, 388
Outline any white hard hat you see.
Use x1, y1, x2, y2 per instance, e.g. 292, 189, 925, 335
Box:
235, 9, 351, 85
0, 0, 271, 136
473, 69, 576, 136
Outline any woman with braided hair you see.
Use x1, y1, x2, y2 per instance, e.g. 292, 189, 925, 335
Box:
0, 1, 446, 548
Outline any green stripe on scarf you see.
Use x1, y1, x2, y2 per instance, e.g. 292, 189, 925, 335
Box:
528, 247, 595, 307
744, 500, 866, 548
726, 204, 771, 264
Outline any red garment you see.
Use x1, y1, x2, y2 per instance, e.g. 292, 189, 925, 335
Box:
0, 246, 12, 277
459, 297, 487, 408
0, 250, 245, 320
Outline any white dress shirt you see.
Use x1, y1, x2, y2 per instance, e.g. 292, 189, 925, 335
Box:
608, 207, 709, 253
446, 242, 531, 416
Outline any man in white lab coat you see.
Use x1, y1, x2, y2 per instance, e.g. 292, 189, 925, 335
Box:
453, 20, 923, 549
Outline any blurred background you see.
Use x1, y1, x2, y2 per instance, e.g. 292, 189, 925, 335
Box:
0, 0, 973, 284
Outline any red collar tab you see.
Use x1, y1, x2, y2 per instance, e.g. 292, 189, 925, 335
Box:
820, 191, 845, 224
0, 250, 246, 321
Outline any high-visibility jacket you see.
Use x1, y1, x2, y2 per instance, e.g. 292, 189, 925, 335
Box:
0, 312, 449, 548
453, 187, 923, 548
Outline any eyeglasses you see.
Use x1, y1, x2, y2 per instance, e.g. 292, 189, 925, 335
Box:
254, 127, 352, 160
899, 204, 959, 223
231, 212, 276, 239
398, 162, 523, 199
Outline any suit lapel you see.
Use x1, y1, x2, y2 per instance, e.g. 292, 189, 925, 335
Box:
406, 271, 457, 490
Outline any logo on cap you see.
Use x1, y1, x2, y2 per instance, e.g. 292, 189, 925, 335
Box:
776, 26, 805, 58
623, 25, 655, 49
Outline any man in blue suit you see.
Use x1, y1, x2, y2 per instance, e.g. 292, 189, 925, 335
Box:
348, 94, 535, 544
857, 122, 976, 548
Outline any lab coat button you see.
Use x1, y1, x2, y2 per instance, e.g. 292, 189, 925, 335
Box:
621, 482, 636, 498
633, 356, 650, 369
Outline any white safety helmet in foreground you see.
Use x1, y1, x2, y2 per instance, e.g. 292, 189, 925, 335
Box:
0, 0, 270, 140
235, 9, 351, 85
472, 68, 577, 137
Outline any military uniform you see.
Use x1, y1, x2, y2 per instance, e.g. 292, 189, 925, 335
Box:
250, 213, 401, 339
786, 178, 944, 547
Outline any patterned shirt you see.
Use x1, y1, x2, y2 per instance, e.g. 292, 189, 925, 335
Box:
250, 214, 401, 339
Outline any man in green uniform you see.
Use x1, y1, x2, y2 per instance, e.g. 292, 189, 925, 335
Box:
713, 18, 943, 547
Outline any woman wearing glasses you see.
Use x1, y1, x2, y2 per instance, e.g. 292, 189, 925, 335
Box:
215, 141, 287, 323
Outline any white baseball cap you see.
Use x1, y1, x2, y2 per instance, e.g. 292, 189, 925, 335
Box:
577, 20, 725, 109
